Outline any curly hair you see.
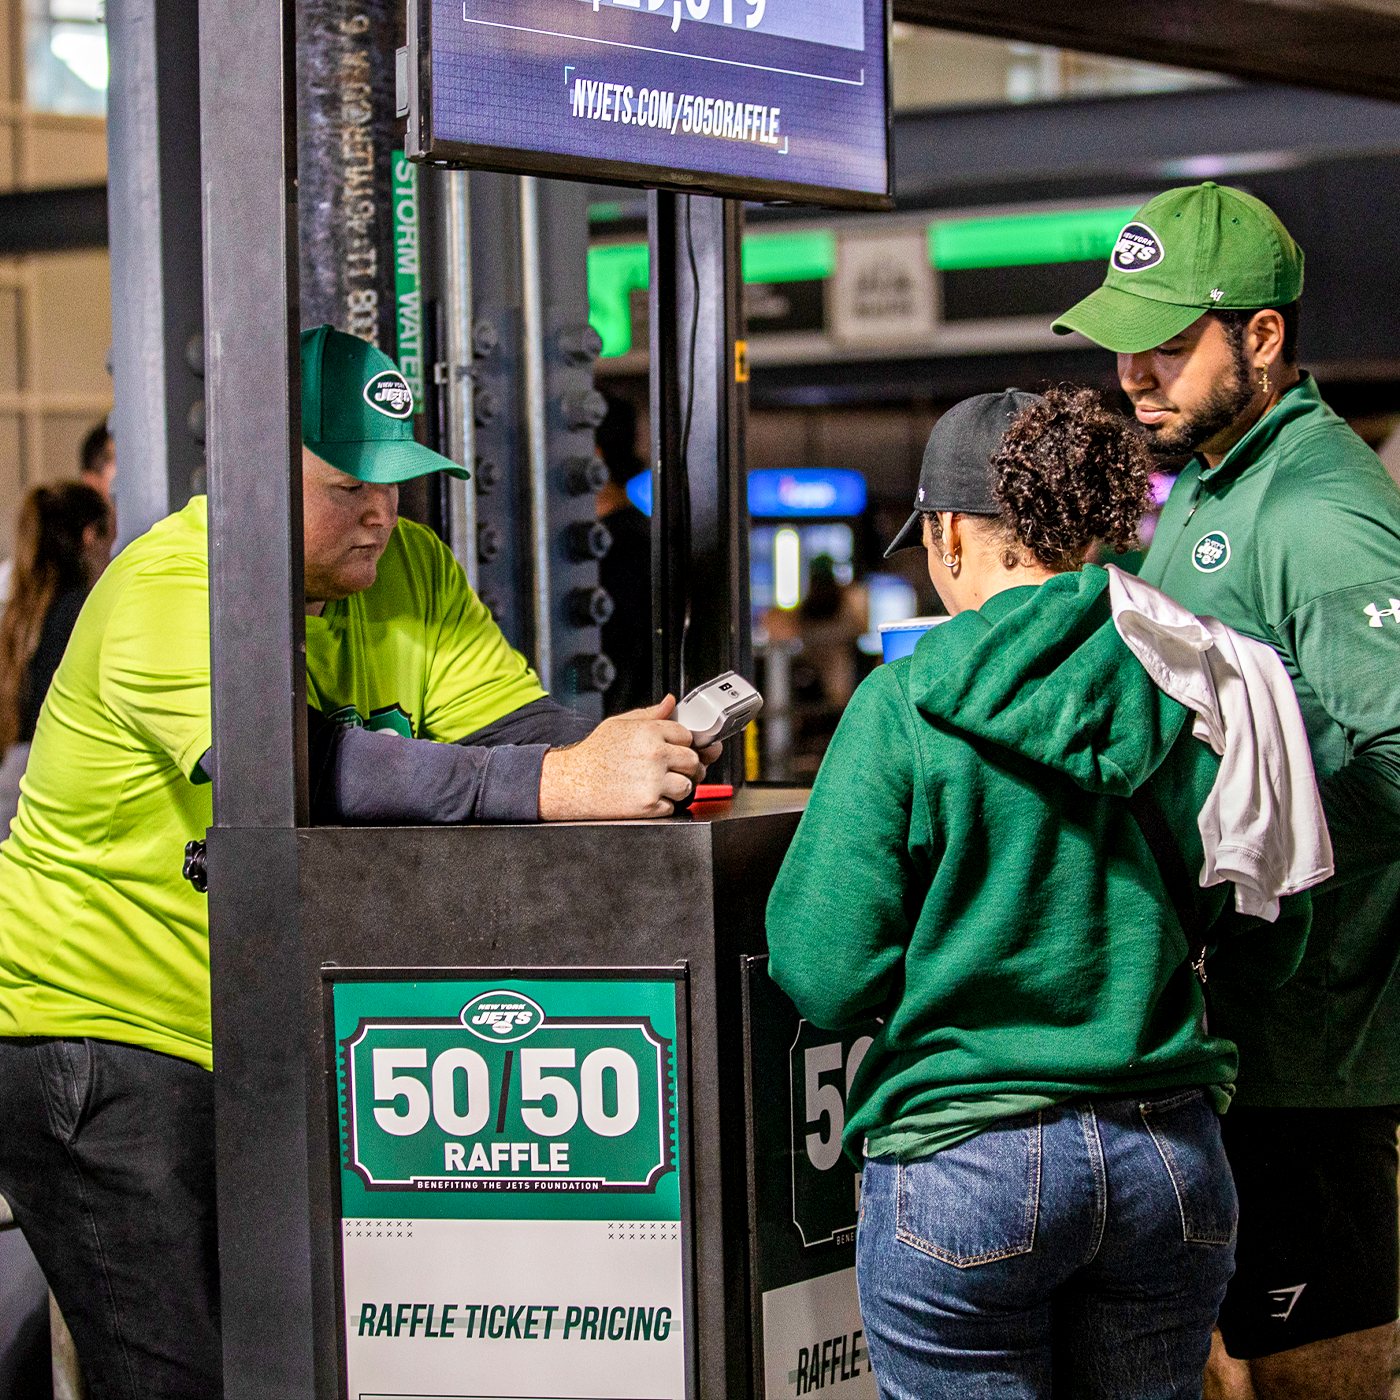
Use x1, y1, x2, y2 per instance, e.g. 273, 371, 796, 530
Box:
982, 385, 1153, 571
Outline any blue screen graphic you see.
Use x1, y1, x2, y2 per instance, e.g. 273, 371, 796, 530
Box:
625, 467, 867, 518
426, 0, 888, 200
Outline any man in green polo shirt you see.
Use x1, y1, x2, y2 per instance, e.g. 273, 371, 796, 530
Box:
0, 326, 717, 1398
1056, 184, 1400, 1400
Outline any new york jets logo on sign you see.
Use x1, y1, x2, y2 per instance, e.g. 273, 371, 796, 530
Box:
460, 989, 545, 1043
1112, 222, 1164, 273
364, 369, 413, 419
1192, 531, 1231, 573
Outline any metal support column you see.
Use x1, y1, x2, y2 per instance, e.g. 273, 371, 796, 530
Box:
442, 170, 477, 585
199, 0, 313, 1393
468, 172, 528, 645
529, 176, 610, 715
469, 175, 608, 713
649, 192, 751, 783
106, 0, 205, 546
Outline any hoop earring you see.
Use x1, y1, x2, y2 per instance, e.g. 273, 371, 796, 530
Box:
1259, 366, 1271, 395
942, 550, 959, 569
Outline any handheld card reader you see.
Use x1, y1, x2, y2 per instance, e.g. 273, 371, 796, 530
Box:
675, 671, 763, 749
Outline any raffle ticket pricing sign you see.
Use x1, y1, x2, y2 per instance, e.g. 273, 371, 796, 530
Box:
330, 968, 691, 1400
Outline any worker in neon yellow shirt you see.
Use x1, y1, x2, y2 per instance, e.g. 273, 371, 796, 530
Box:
0, 326, 717, 1398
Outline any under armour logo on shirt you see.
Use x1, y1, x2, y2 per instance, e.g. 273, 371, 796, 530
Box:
1364, 599, 1400, 627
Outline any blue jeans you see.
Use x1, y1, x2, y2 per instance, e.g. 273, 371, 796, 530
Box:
856, 1090, 1237, 1400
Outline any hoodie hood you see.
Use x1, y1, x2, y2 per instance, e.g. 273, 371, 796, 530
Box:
910, 566, 1189, 797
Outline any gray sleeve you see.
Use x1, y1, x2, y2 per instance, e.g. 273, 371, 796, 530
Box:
458, 696, 597, 749
308, 725, 546, 825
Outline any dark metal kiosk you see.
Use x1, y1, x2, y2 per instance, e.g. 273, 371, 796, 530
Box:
194, 1, 892, 1398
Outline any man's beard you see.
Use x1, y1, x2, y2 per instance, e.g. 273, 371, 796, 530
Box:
1139, 349, 1255, 458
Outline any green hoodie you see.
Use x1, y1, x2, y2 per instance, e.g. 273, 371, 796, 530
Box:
766, 567, 1310, 1161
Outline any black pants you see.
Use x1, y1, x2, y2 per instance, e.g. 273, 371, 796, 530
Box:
0, 1037, 222, 1399
1217, 1104, 1400, 1359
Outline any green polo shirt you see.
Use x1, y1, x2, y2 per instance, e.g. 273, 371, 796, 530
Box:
1141, 373, 1400, 1107
0, 496, 545, 1069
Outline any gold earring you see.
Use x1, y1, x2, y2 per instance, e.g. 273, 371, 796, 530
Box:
942, 550, 959, 568
1259, 366, 1271, 395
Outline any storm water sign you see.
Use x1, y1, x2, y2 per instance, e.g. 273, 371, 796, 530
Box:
332, 972, 687, 1399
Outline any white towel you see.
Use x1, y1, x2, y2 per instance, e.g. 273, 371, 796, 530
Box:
1106, 565, 1333, 921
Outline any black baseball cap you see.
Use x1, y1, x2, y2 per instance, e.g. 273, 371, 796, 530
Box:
884, 389, 1042, 557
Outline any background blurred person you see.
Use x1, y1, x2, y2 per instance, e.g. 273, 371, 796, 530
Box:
0, 482, 113, 837
0, 419, 114, 607
595, 392, 653, 714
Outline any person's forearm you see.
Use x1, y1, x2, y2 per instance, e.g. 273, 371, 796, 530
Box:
1318, 745, 1400, 885
458, 696, 596, 749
312, 725, 545, 824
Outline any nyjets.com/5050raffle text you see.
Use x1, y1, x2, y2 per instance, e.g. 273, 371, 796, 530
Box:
333, 974, 686, 1400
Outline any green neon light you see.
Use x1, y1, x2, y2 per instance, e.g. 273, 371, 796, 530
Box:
589, 209, 1141, 355
741, 230, 837, 285
588, 230, 836, 358
588, 242, 650, 357
588, 201, 628, 224
928, 206, 1140, 271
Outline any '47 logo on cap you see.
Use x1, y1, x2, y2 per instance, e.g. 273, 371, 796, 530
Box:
1112, 222, 1164, 273
364, 368, 414, 418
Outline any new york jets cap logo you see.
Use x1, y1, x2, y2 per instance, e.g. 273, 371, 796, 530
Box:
460, 989, 544, 1043
364, 368, 414, 419
1111, 222, 1164, 273
1192, 531, 1231, 573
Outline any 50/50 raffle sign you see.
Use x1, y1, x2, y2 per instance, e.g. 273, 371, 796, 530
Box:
329, 969, 691, 1400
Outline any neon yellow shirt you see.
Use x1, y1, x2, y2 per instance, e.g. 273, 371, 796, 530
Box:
0, 496, 544, 1068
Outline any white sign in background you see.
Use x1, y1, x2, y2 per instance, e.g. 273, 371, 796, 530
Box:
762, 1268, 876, 1400
830, 232, 937, 347
343, 1218, 685, 1400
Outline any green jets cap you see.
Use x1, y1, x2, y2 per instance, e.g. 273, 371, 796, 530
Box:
300, 324, 466, 482
1052, 183, 1304, 354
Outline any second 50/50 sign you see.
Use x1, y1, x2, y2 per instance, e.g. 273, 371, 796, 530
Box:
340, 986, 675, 1192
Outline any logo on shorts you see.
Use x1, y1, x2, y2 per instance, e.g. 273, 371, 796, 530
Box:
1112, 222, 1165, 273
1192, 531, 1231, 573
460, 990, 545, 1044
1267, 1283, 1306, 1320
364, 368, 414, 419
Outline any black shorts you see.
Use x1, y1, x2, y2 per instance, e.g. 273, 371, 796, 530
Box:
1217, 1104, 1400, 1360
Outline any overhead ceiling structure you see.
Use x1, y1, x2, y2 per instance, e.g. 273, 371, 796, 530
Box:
891, 0, 1400, 101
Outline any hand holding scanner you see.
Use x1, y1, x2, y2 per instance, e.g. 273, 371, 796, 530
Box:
675, 671, 763, 749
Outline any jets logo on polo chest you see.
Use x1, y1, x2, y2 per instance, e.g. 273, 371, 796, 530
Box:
1192, 531, 1231, 572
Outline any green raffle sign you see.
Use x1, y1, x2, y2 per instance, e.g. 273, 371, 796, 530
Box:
331, 971, 688, 1400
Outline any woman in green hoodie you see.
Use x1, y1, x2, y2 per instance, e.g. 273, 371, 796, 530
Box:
766, 387, 1310, 1400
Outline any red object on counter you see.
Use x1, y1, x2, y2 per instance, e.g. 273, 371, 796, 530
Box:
692, 784, 734, 802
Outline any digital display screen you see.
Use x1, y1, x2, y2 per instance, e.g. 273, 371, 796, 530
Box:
412, 0, 890, 208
